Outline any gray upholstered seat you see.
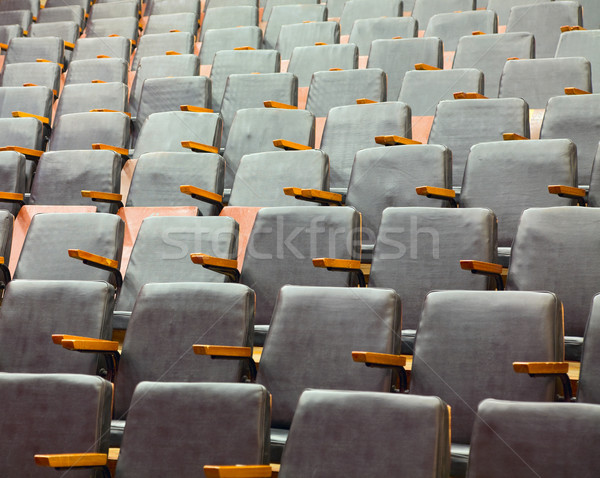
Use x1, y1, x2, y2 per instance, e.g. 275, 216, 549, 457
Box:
114, 215, 238, 328
264, 4, 327, 50
84, 16, 139, 46
257, 285, 402, 461
369, 207, 497, 354
280, 390, 450, 477
276, 21, 339, 61
0, 209, 12, 266
262, 0, 316, 21
0, 151, 25, 216
467, 399, 600, 477
220, 72, 297, 145
325, 0, 347, 18
0, 24, 22, 47
367, 37, 442, 100
131, 31, 194, 71
428, 97, 530, 188
37, 4, 84, 27
223, 107, 315, 189
578, 0, 600, 28
45, 0, 91, 15
556, 30, 600, 93
425, 10, 497, 51
146, 0, 201, 15
64, 58, 128, 86
506, 1, 582, 58
287, 43, 357, 88
588, 149, 600, 207
411, 290, 564, 477
205, 0, 258, 8
412, 0, 475, 32
0, 9, 31, 34
29, 20, 78, 67
199, 26, 263, 67
71, 36, 131, 63
487, 0, 551, 27
1, 62, 60, 96
453, 32, 534, 97
55, 82, 128, 121
200, 5, 258, 40
339, 0, 402, 36
320, 101, 411, 193
2, 36, 63, 69
143, 12, 199, 36
0, 373, 112, 477
348, 16, 417, 56
89, 0, 138, 20
0, 85, 53, 122
577, 294, 600, 403
0, 0, 38, 19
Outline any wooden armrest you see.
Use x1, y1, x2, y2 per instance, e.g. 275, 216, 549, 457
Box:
329, 68, 343, 71
513, 362, 569, 374
204, 465, 273, 478
165, 50, 181, 55
503, 133, 528, 141
0, 42, 8, 50
416, 186, 456, 202
92, 143, 129, 157
548, 184, 586, 203
565, 87, 591, 95
61, 338, 119, 352
0, 146, 43, 159
263, 101, 297, 109
314, 41, 327, 45
283, 187, 303, 197
35, 453, 108, 468
180, 105, 214, 113
90, 109, 132, 118
0, 192, 24, 203
81, 190, 124, 206
352, 351, 406, 367
356, 98, 377, 104
11, 111, 50, 125
68, 249, 118, 270
36, 58, 64, 70
273, 139, 311, 151
52, 334, 95, 345
453, 92, 487, 99
299, 188, 343, 205
64, 41, 75, 50
313, 257, 361, 271
96, 55, 111, 59
190, 253, 240, 281
193, 345, 251, 358
233, 46, 255, 50
472, 30, 485, 35
374, 135, 421, 146
91, 80, 106, 83
560, 25, 585, 32
415, 63, 441, 70
180, 185, 223, 207
181, 141, 219, 154
460, 260, 502, 275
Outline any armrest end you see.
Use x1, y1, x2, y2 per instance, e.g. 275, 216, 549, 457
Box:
204, 465, 273, 478
273, 139, 311, 151
181, 141, 219, 154
263, 101, 297, 109
503, 133, 528, 141
374, 135, 421, 146
352, 351, 406, 367
34, 453, 108, 468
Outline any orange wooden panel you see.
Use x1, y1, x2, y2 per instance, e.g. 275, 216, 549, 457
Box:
280, 59, 289, 72
529, 108, 544, 140
120, 158, 137, 205
358, 55, 368, 69
200, 64, 212, 76
412, 115, 434, 144
219, 206, 262, 267
443, 51, 455, 70
297, 86, 309, 110
315, 116, 326, 149
340, 34, 349, 44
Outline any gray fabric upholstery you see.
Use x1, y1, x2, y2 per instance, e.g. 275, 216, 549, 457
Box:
428, 97, 529, 188
0, 24, 22, 47
115, 382, 270, 476
588, 147, 600, 207
45, 0, 91, 14
223, 107, 315, 189
262, 0, 317, 21
113, 283, 255, 422
369, 207, 498, 348
0, 85, 53, 119
399, 68, 483, 115
14, 212, 124, 283
133, 76, 211, 145
115, 216, 238, 320
0, 116, 43, 190
346, 144, 452, 251
127, 152, 224, 215
487, 0, 551, 26
131, 31, 194, 71
264, 4, 327, 50
144, 12, 199, 36
257, 285, 402, 456
0, 9, 31, 33
229, 149, 329, 206
287, 43, 357, 88
148, 0, 201, 15
280, 390, 450, 478
48, 111, 130, 152
349, 16, 417, 56
411, 290, 563, 467
499, 57, 591, 109
306, 68, 387, 117
276, 21, 339, 61
210, 49, 280, 113
507, 207, 600, 357
0, 209, 12, 262
506, 1, 582, 58
71, 36, 131, 63
340, 0, 402, 35
454, 32, 534, 97
0, 151, 25, 216
30, 21, 78, 67
0, 0, 38, 18
130, 53, 199, 117
578, 294, 600, 403
133, 111, 222, 159
201, 5, 258, 40
90, 0, 138, 19
0, 280, 115, 374
460, 139, 577, 250
55, 82, 128, 120
4, 35, 63, 67
199, 25, 262, 65
325, 0, 348, 17
220, 72, 297, 145
540, 94, 600, 186
64, 58, 128, 86
0, 373, 112, 478
467, 399, 600, 477
579, 0, 600, 28
412, 0, 475, 31
320, 101, 411, 191
205, 0, 258, 8
30, 150, 121, 214
368, 37, 442, 100
84, 16, 139, 44
1, 61, 60, 95
37, 5, 83, 27
425, 10, 497, 51
241, 207, 361, 328
556, 30, 600, 93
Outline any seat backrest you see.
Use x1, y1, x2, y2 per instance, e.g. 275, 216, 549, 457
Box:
0, 280, 115, 374
411, 290, 563, 445
425, 10, 497, 51
1, 62, 61, 96
506, 1, 582, 58
84, 16, 139, 44
30, 19, 78, 45
199, 25, 262, 67
487, 0, 551, 26
287, 43, 357, 88
264, 4, 327, 50
201, 5, 258, 40
262, 0, 317, 21
114, 282, 255, 418
0, 209, 12, 263
0, 373, 112, 476
453, 32, 534, 97
4, 36, 63, 66
115, 215, 238, 312
428, 97, 529, 188
280, 390, 451, 478
578, 0, 600, 28
229, 149, 329, 207
578, 294, 600, 404
276, 21, 339, 61
467, 399, 600, 477
320, 101, 411, 192
37, 4, 83, 26
115, 382, 270, 475
587, 148, 600, 207
71, 36, 131, 63
367, 37, 442, 100
48, 111, 130, 151
0, 150, 25, 217
131, 31, 194, 71
556, 30, 600, 94
64, 58, 128, 86
412, 0, 475, 31
340, 0, 402, 36
257, 285, 402, 429
55, 82, 128, 120
348, 16, 417, 57
0, 24, 22, 48
144, 12, 199, 36
241, 207, 361, 327
0, 85, 53, 120
0, 9, 31, 33
147, 0, 201, 15
0, 0, 39, 18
